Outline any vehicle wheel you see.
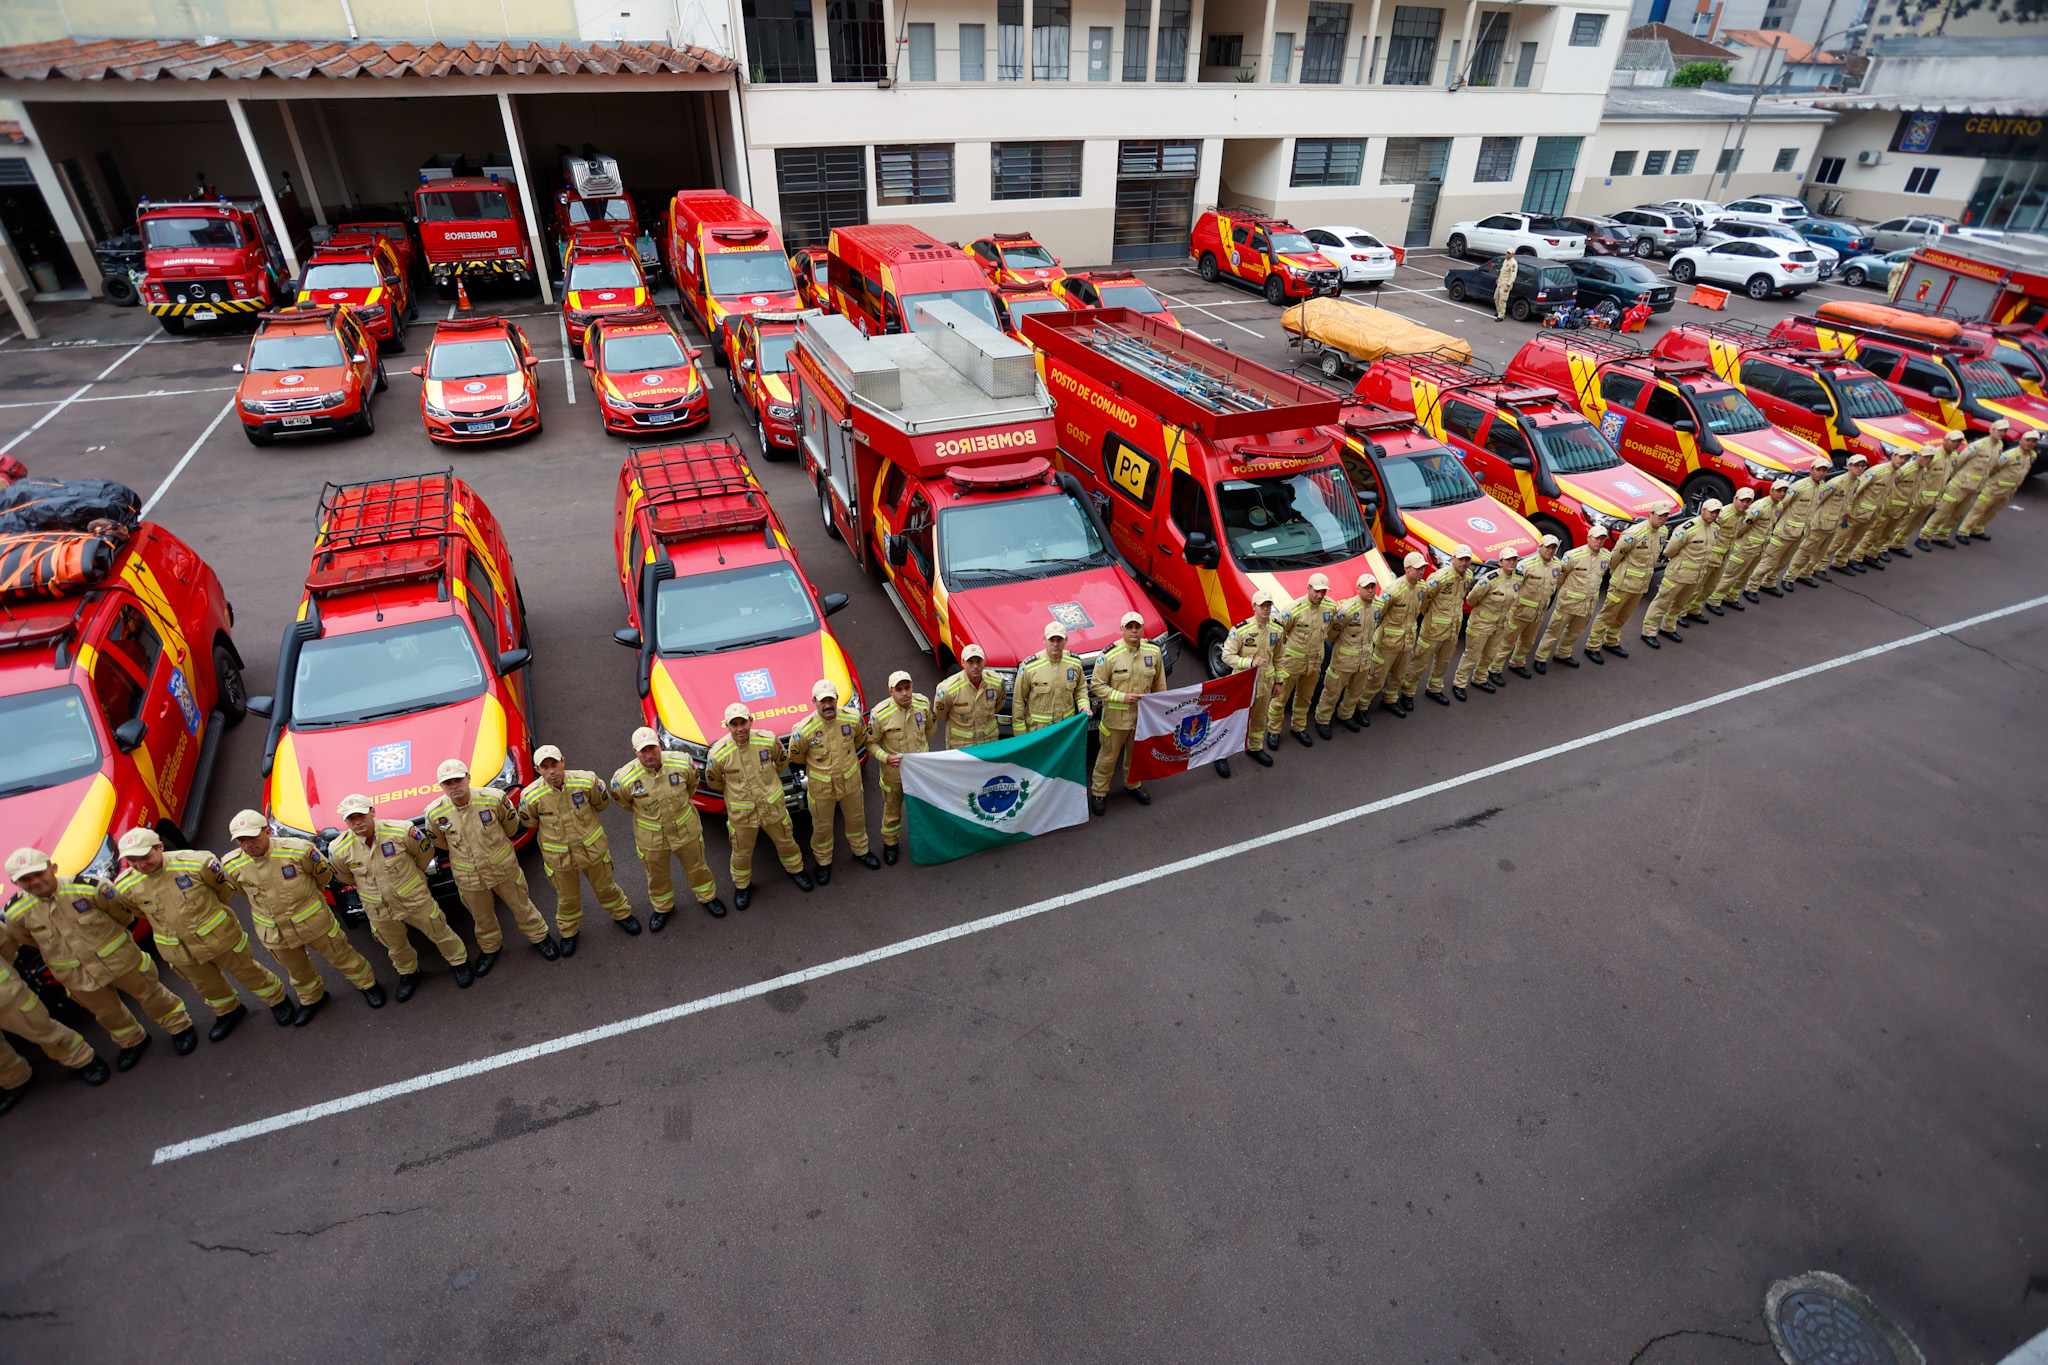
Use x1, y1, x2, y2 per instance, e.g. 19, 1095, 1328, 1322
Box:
1509, 297, 1532, 322
1842, 267, 1867, 288
1447, 277, 1468, 302
374, 360, 389, 393
213, 643, 248, 728
1670, 259, 1697, 284
1320, 349, 1345, 380
157, 312, 186, 335
819, 480, 842, 542
756, 413, 781, 462
1446, 234, 1468, 259
385, 317, 406, 354
355, 402, 376, 437
1198, 252, 1219, 283
1264, 274, 1286, 306
1682, 472, 1735, 514
245, 426, 274, 447
407, 295, 421, 322
102, 272, 139, 307
1746, 274, 1775, 301
1532, 515, 1574, 550
1633, 238, 1656, 259
1200, 623, 1230, 680
1515, 246, 1536, 257
1784, 289, 1804, 299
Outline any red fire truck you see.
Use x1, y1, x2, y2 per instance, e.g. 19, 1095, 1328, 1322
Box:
662, 190, 800, 358
551, 149, 661, 281
829, 224, 1005, 339
135, 196, 296, 334
412, 160, 537, 296
796, 300, 1162, 683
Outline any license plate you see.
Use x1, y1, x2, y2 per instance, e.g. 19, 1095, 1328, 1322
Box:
644, 412, 675, 425
464, 421, 495, 434
191, 309, 217, 322
281, 415, 313, 428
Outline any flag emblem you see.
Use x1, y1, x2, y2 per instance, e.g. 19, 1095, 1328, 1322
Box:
368, 741, 411, 780
735, 669, 775, 700
966, 774, 1031, 824
1173, 712, 1211, 754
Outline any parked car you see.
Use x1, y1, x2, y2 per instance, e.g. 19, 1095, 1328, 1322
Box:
581, 307, 709, 436
789, 247, 831, 311
1190, 207, 1343, 304
1049, 270, 1180, 327
1868, 214, 1959, 253
1301, 225, 1399, 284
1838, 247, 1915, 290
231, 305, 385, 447
561, 238, 650, 356
1696, 220, 1838, 278
1611, 207, 1700, 257
1668, 238, 1821, 299
410, 314, 542, 445
965, 233, 1067, 290
1658, 198, 1725, 224
1714, 196, 1811, 228
1565, 257, 1677, 313
1445, 213, 1585, 261
1553, 214, 1641, 257
1791, 217, 1873, 257
1442, 256, 1580, 320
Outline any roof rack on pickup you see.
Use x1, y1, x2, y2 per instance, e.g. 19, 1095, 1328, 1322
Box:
308, 470, 457, 596
1789, 312, 1969, 357
1674, 318, 1844, 363
628, 437, 771, 542
1549, 329, 1714, 376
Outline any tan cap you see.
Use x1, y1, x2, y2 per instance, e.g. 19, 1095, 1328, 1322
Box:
1773, 478, 1795, 490
228, 809, 268, 838
812, 678, 839, 701
1586, 522, 1610, 538
1735, 485, 1756, 499
336, 793, 374, 817
1847, 453, 1869, 465
1499, 546, 1521, 560
1250, 586, 1276, 606
1991, 417, 2011, 430
116, 827, 162, 856
436, 758, 469, 782
2022, 428, 2042, 440
1652, 499, 1676, 513
1306, 572, 1330, 590
1402, 551, 1427, 569
1810, 459, 1830, 472
532, 744, 564, 765
631, 726, 660, 750
1947, 428, 1967, 439
1701, 498, 1724, 512
1043, 620, 1068, 640
888, 669, 914, 687
961, 643, 986, 662
723, 702, 752, 725
1120, 609, 1146, 627
5, 847, 52, 878
1357, 573, 1379, 592
1539, 533, 1561, 546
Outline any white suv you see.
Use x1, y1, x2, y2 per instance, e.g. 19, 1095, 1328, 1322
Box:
1714, 196, 1812, 228
1669, 238, 1821, 299
1659, 198, 1725, 224
1302, 225, 1399, 284
1445, 213, 1586, 261
1695, 219, 1839, 278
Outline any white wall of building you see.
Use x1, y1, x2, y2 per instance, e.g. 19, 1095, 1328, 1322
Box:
1808, 107, 1981, 221
1578, 113, 1829, 212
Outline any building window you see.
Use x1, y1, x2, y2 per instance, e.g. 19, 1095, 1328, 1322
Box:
1156, 0, 1192, 79
999, 0, 1024, 79
827, 0, 887, 81
1034, 0, 1071, 79
1643, 150, 1669, 175
1466, 10, 1509, 83
1384, 6, 1443, 85
1610, 149, 1637, 176
775, 146, 867, 249
1715, 147, 1741, 173
1672, 148, 1698, 174
876, 144, 954, 204
1382, 135, 1451, 184
1271, 31, 1295, 81
1206, 33, 1245, 68
1123, 0, 1151, 78
1905, 166, 1940, 194
1568, 13, 1605, 45
1474, 136, 1520, 182
1291, 138, 1366, 187
960, 23, 987, 78
1814, 156, 1844, 184
907, 23, 936, 80
743, 0, 818, 83
1773, 147, 1798, 172
1512, 40, 1536, 85
993, 141, 1084, 199
1302, 2, 1352, 83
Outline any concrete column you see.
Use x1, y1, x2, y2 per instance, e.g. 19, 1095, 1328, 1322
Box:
496, 92, 554, 305
0, 255, 41, 340
277, 101, 326, 227
312, 104, 355, 210
1256, 0, 1277, 81
226, 97, 302, 280
1455, 0, 1478, 84
10, 104, 100, 297
1362, 0, 1382, 82
1144, 0, 1161, 79
1186, 0, 1204, 80
724, 79, 754, 201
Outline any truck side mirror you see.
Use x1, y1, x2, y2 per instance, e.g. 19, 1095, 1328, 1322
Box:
1507, 453, 1535, 471
246, 695, 274, 718
1182, 530, 1219, 568
351, 353, 367, 364
884, 534, 909, 567
113, 717, 148, 753
1674, 418, 1697, 434
1809, 399, 1832, 414
1931, 385, 1955, 400
410, 366, 426, 378
820, 592, 849, 616
613, 627, 642, 649
740, 358, 755, 372
496, 647, 532, 674
231, 362, 245, 373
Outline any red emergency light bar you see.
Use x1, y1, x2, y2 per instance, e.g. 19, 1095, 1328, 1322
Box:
947, 457, 1051, 491
305, 552, 446, 597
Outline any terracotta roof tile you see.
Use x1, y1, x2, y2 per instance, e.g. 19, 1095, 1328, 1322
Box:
0, 36, 735, 83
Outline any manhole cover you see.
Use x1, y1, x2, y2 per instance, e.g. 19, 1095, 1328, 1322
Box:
1765, 1273, 1924, 1365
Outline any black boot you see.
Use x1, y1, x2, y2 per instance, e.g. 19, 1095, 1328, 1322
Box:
453, 962, 476, 989
1607, 643, 1629, 658
858, 852, 881, 870
616, 915, 643, 935
0, 1082, 27, 1115
559, 934, 578, 958
883, 844, 899, 866
361, 983, 387, 1009
1213, 758, 1232, 777
1744, 589, 1761, 602
395, 972, 420, 1003
208, 1005, 248, 1043
703, 898, 728, 918
1534, 659, 1550, 673
1706, 602, 1724, 615
792, 871, 816, 892
1476, 680, 1495, 694
473, 950, 499, 978
1661, 630, 1684, 643
1343, 716, 1363, 731
1088, 794, 1106, 817
1130, 786, 1152, 805
815, 863, 833, 885
1427, 691, 1450, 706
1761, 584, 1782, 598
1452, 686, 1467, 701
1316, 721, 1332, 740
1512, 665, 1533, 679
116, 1035, 151, 1071
1914, 538, 1932, 552
1250, 747, 1274, 766
1293, 729, 1313, 746
291, 996, 324, 1027
75, 1058, 111, 1086
735, 885, 753, 911
1583, 648, 1602, 664
1891, 545, 1912, 559
534, 936, 560, 961
648, 910, 670, 933
172, 1028, 199, 1056
269, 998, 297, 1027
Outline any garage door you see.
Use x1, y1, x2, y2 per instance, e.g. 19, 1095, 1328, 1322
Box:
1113, 139, 1200, 263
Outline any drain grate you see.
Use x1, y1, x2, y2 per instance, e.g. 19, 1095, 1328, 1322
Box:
1765, 1273, 1925, 1365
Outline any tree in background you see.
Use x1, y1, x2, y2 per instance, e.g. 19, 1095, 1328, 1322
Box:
1672, 60, 1732, 85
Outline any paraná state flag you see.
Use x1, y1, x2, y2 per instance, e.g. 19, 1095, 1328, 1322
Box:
900, 713, 1090, 865
1127, 666, 1258, 783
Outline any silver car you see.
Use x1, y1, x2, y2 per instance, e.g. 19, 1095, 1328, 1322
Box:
1868, 214, 1960, 253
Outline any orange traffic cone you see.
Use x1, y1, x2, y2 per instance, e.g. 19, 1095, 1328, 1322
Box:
456, 276, 472, 312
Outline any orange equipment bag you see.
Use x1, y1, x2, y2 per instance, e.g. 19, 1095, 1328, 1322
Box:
1815, 299, 1964, 342
0, 531, 119, 601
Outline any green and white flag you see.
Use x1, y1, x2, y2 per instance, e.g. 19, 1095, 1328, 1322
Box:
900, 714, 1090, 865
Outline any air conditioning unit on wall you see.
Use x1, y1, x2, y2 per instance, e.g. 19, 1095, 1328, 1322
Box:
1857, 150, 1883, 165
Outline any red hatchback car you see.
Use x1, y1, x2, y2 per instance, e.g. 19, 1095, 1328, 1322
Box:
411, 315, 542, 444
583, 308, 709, 435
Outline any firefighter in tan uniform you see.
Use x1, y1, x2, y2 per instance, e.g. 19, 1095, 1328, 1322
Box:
933, 644, 1006, 748
1088, 611, 1168, 813
1590, 506, 1669, 652
1313, 574, 1383, 737
788, 680, 879, 883
327, 794, 474, 1000
1959, 428, 2034, 539
1857, 449, 1926, 566
110, 827, 291, 1042
1640, 501, 1719, 643
1687, 487, 1751, 619
519, 745, 638, 951
426, 758, 557, 966
1404, 547, 1473, 707
1, 847, 196, 1067
610, 728, 724, 928
1902, 431, 1959, 552
870, 670, 936, 860
0, 954, 109, 1112
1011, 621, 1088, 734
1789, 457, 1859, 586
220, 809, 382, 1024
705, 703, 812, 909
1710, 483, 1783, 608
1220, 588, 1286, 765
1361, 552, 1427, 714
1274, 573, 1335, 743
1534, 524, 1610, 669
1503, 535, 1562, 676
1746, 463, 1827, 597
1837, 452, 1900, 573
1924, 421, 2008, 545
1453, 549, 1519, 698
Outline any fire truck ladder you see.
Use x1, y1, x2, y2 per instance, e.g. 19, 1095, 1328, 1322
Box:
1079, 326, 1277, 415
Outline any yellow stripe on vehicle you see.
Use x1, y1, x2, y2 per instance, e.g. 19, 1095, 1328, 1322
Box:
650, 666, 704, 746
52, 773, 117, 880
270, 730, 314, 832
466, 695, 510, 784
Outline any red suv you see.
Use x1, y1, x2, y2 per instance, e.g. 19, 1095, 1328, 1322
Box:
1191, 208, 1342, 305
232, 306, 385, 446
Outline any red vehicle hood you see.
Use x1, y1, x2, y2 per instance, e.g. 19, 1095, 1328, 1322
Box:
650, 631, 859, 743
0, 771, 116, 894
146, 247, 251, 278
425, 371, 524, 415
1553, 464, 1681, 519
602, 366, 699, 403
269, 696, 502, 832
1278, 252, 1338, 273
240, 363, 351, 402
940, 568, 1162, 668
1399, 498, 1542, 561
1250, 552, 1396, 604
1977, 391, 2048, 435
1855, 410, 1945, 454
1720, 425, 1828, 472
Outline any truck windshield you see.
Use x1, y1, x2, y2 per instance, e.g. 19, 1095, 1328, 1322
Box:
0, 686, 101, 798
1684, 386, 1771, 435
290, 618, 486, 727
705, 250, 796, 296
568, 199, 633, 224
655, 562, 819, 655
603, 331, 688, 373
417, 190, 512, 222
904, 289, 1002, 333
1097, 283, 1166, 313
300, 261, 381, 291
938, 492, 1111, 586
1529, 420, 1623, 474
142, 216, 243, 250
1830, 371, 1907, 418
1000, 243, 1058, 269
1962, 360, 2023, 400
428, 338, 517, 379
1375, 447, 1483, 510
1004, 297, 1068, 324
250, 334, 347, 371
1268, 231, 1319, 254
1215, 464, 1371, 569
756, 332, 799, 373
569, 258, 643, 291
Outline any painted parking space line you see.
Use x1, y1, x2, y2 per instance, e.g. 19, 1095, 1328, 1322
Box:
1, 335, 155, 456
138, 399, 236, 518
147, 589, 2048, 1166
1382, 279, 1500, 322
0, 384, 237, 412
1147, 285, 1268, 339
556, 313, 577, 404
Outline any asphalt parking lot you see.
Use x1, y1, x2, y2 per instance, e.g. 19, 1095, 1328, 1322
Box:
2, 258, 2045, 1364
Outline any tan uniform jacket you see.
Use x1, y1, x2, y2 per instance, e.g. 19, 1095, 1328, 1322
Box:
1463, 574, 1517, 633
1979, 443, 2031, 499
1324, 594, 1384, 672
1605, 521, 1666, 594
1011, 651, 1087, 729
328, 820, 436, 919
1508, 555, 1560, 621
1274, 598, 1335, 670
1811, 472, 1855, 532
1886, 460, 1927, 513
425, 788, 526, 884
1733, 497, 1783, 553
518, 772, 614, 869
1372, 578, 1425, 652
220, 838, 336, 951
112, 852, 247, 967
1415, 568, 1471, 643
704, 732, 789, 818
609, 754, 704, 851
868, 695, 935, 764
1945, 436, 2002, 497
788, 711, 868, 783
0, 880, 145, 991
1772, 478, 1827, 536
1089, 640, 1166, 730
1848, 464, 1896, 520
1657, 517, 1716, 584
1552, 545, 1610, 613
933, 670, 1007, 746
1220, 616, 1284, 680
1914, 447, 1955, 507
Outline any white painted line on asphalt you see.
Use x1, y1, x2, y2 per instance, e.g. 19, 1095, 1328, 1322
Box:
557, 313, 577, 404
0, 385, 237, 412
0, 336, 154, 456
1382, 280, 1499, 322
148, 589, 2048, 1166
444, 302, 457, 321
138, 399, 236, 518
1147, 287, 1268, 339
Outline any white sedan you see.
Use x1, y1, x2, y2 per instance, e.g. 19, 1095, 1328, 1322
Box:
1302, 225, 1399, 284
1445, 213, 1586, 262
1668, 238, 1821, 299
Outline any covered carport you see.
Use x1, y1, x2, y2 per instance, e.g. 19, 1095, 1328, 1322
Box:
0, 37, 745, 316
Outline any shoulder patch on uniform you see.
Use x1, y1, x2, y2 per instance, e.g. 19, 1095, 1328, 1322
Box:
281, 864, 299, 880
174, 874, 194, 891
573, 791, 587, 805
73, 897, 96, 913
380, 842, 398, 856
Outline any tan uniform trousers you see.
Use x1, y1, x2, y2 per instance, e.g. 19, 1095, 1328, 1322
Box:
1641, 571, 1697, 636
69, 957, 192, 1049
806, 774, 870, 864
267, 921, 376, 1006
369, 904, 469, 976
1453, 621, 1507, 688
1535, 604, 1593, 661
1893, 502, 1938, 546
1276, 666, 1316, 735
456, 870, 550, 952
1242, 672, 1280, 750
1405, 633, 1458, 697
1786, 525, 1838, 580
1313, 663, 1374, 722
1683, 555, 1731, 615
1960, 483, 2018, 535
1707, 541, 1766, 603
1852, 509, 1906, 561
167, 936, 287, 1018
638, 841, 715, 912
1502, 613, 1544, 668
731, 810, 805, 887
1359, 637, 1415, 706
1091, 726, 1140, 795
1745, 531, 1805, 590
1921, 485, 1980, 540
1826, 515, 1873, 567
1, 991, 96, 1087
1589, 588, 1647, 647
549, 856, 632, 937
